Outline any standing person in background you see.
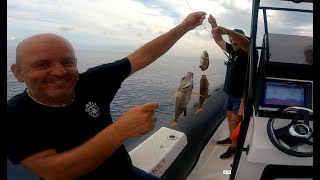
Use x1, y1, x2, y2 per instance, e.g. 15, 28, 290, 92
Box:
209, 14, 250, 159
6, 11, 207, 179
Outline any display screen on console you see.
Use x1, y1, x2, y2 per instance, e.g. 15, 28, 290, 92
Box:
263, 81, 305, 107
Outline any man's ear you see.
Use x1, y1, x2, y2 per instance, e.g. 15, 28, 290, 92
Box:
11, 64, 25, 83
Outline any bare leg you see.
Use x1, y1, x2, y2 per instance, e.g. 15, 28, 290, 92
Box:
220, 99, 243, 159
227, 111, 241, 136
226, 111, 233, 136
220, 115, 239, 159
230, 114, 241, 134
230, 139, 238, 148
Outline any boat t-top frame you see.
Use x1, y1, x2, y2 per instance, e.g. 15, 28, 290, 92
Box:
230, 0, 313, 179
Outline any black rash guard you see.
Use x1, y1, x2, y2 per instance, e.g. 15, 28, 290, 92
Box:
223, 43, 249, 98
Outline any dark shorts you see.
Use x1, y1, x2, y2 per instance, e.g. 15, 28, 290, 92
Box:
224, 95, 241, 115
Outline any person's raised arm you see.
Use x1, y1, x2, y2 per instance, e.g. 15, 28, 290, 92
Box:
21, 102, 158, 180
209, 15, 226, 51
211, 26, 227, 51
215, 26, 250, 52
127, 11, 206, 76
209, 14, 250, 52
225, 27, 250, 52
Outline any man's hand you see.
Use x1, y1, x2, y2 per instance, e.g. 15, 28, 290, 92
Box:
181, 11, 207, 31
211, 26, 230, 36
212, 26, 250, 52
211, 26, 228, 51
116, 102, 159, 138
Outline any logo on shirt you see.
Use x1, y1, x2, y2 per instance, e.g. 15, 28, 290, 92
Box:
85, 102, 100, 117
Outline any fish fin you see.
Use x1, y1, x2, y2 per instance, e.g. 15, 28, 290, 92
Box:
196, 108, 203, 113
175, 91, 184, 97
182, 82, 192, 88
191, 92, 203, 97
183, 107, 187, 116
171, 91, 183, 98
171, 120, 178, 126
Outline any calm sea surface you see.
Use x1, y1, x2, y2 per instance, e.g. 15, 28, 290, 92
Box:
7, 46, 226, 179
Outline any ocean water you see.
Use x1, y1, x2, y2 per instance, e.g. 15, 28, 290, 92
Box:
7, 46, 226, 179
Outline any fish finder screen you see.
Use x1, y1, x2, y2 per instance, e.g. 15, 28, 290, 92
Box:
264, 81, 305, 107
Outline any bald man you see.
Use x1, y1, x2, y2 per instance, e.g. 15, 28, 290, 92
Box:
7, 12, 207, 180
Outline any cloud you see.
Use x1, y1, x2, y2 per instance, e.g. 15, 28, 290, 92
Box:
7, 35, 16, 40
7, 0, 313, 58
58, 26, 75, 31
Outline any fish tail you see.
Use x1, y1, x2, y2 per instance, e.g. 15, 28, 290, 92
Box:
196, 108, 203, 113
171, 120, 178, 126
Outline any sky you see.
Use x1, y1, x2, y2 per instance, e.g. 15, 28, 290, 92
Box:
7, 0, 313, 59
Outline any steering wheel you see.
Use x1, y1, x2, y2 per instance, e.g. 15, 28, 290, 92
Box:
267, 106, 313, 157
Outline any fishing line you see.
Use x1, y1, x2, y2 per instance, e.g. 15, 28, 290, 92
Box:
147, 108, 159, 160
186, 0, 230, 60
223, 51, 231, 59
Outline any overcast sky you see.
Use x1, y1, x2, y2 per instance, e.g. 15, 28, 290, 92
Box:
7, 0, 313, 59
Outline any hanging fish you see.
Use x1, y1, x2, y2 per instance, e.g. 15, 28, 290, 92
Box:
197, 75, 209, 113
171, 72, 194, 126
208, 14, 217, 28
199, 51, 209, 71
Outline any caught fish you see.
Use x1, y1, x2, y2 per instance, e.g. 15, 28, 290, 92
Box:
197, 75, 209, 113
208, 14, 217, 28
171, 72, 194, 126
199, 51, 209, 71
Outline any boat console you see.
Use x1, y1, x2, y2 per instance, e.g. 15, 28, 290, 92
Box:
257, 77, 313, 118
237, 32, 313, 179
255, 33, 313, 116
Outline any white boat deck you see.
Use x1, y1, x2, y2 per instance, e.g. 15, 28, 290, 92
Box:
187, 117, 234, 180
187, 113, 313, 180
